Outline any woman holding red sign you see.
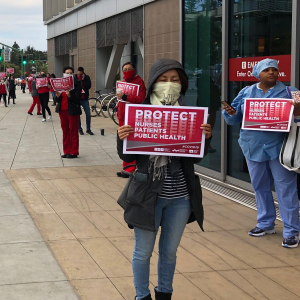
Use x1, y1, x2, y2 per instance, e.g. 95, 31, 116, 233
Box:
222, 58, 300, 248
117, 59, 212, 300
0, 78, 8, 107
55, 67, 82, 159
116, 62, 147, 178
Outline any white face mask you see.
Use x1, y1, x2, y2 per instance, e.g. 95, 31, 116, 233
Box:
150, 82, 182, 106
63, 73, 73, 78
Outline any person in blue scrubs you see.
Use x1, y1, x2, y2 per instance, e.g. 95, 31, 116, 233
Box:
222, 58, 300, 248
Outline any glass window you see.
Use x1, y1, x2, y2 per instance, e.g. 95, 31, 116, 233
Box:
227, 0, 292, 182
183, 0, 223, 173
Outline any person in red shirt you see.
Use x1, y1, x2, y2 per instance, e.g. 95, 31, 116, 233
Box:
0, 79, 8, 107
28, 76, 42, 116
55, 67, 82, 159
116, 62, 146, 178
21, 78, 26, 93
28, 75, 33, 94
50, 74, 57, 106
37, 71, 52, 122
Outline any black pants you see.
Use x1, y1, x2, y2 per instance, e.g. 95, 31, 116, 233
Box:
21, 85, 25, 93
0, 94, 7, 106
8, 90, 16, 104
38, 92, 51, 119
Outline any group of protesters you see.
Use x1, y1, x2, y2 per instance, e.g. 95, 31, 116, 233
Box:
115, 58, 300, 300
0, 75, 17, 106
2, 57, 300, 300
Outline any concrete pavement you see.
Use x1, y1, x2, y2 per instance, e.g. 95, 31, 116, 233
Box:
1, 90, 300, 300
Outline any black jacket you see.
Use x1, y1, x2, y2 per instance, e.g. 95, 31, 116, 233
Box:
75, 74, 91, 100
8, 79, 16, 91
117, 58, 211, 232
55, 78, 82, 116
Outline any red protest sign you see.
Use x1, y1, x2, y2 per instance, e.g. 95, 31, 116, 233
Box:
116, 82, 140, 96
0, 72, 6, 78
124, 104, 208, 157
36, 77, 48, 87
6, 68, 14, 74
229, 55, 291, 82
242, 98, 294, 132
50, 76, 74, 92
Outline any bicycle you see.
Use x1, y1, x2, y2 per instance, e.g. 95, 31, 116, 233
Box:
88, 90, 102, 117
88, 89, 115, 117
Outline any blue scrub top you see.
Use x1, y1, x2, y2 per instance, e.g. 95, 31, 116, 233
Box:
222, 81, 297, 162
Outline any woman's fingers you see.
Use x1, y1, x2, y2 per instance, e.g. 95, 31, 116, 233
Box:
200, 124, 212, 139
118, 125, 134, 140
224, 106, 236, 115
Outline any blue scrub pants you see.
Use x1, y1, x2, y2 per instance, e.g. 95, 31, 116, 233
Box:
246, 157, 300, 238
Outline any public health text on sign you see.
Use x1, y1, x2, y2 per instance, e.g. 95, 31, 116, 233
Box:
124, 104, 208, 157
242, 98, 294, 132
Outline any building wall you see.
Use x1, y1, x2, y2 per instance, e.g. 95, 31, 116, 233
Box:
47, 39, 55, 74
77, 24, 96, 93
45, 0, 158, 39
144, 0, 180, 83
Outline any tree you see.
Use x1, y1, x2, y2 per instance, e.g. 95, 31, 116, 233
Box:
11, 41, 20, 66
185, 0, 199, 13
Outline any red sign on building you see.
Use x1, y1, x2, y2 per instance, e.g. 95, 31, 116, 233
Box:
229, 55, 291, 82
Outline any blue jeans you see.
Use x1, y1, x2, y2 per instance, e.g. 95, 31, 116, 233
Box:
51, 91, 56, 104
78, 99, 91, 131
246, 157, 300, 238
132, 196, 192, 300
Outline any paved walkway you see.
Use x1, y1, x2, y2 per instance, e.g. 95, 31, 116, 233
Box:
1, 91, 300, 300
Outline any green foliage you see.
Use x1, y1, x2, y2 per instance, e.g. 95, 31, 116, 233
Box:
9, 42, 48, 74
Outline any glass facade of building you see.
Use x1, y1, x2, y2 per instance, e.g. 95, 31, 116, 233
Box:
183, 0, 293, 189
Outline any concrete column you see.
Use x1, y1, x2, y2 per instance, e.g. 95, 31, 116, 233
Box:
105, 44, 126, 88
96, 46, 113, 92
137, 37, 144, 58
59, 0, 67, 13
66, 0, 74, 8
46, 0, 53, 20
52, 0, 59, 17
43, 0, 48, 21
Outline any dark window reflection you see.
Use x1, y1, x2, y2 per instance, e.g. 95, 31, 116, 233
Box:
183, 0, 223, 173
228, 0, 292, 182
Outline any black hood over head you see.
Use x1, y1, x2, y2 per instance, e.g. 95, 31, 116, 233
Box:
144, 58, 189, 104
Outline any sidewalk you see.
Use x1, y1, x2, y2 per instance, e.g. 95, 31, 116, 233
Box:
1, 90, 300, 300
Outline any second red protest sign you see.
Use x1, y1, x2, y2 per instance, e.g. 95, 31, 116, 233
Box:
242, 98, 294, 132
50, 76, 74, 92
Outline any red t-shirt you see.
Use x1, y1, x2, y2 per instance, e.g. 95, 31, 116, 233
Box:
61, 92, 68, 110
0, 84, 6, 94
38, 78, 50, 94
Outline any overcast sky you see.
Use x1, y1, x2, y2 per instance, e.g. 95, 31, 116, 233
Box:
0, 0, 47, 51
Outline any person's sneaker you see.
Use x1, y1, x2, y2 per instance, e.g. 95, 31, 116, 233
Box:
248, 227, 276, 237
48, 115, 52, 120
79, 129, 84, 135
28, 112, 33, 115
37, 113, 42, 115
42, 118, 46, 122
61, 154, 69, 158
282, 235, 299, 248
86, 130, 94, 135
